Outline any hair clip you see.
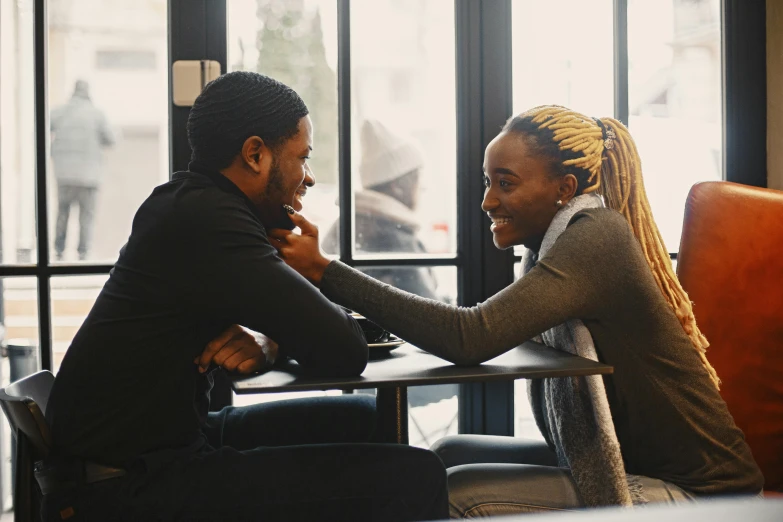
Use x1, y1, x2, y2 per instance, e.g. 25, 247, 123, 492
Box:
604, 127, 616, 150
593, 117, 616, 151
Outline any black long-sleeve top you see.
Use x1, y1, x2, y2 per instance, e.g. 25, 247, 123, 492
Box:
46, 166, 368, 466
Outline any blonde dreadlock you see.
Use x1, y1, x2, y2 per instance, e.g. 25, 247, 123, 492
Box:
508, 105, 720, 389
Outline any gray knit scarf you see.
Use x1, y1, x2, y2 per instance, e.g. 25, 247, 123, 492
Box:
523, 193, 645, 507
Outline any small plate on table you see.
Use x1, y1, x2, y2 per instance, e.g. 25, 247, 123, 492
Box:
343, 308, 405, 353
368, 336, 406, 351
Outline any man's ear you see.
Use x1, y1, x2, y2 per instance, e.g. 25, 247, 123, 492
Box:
240, 136, 269, 174
558, 173, 579, 205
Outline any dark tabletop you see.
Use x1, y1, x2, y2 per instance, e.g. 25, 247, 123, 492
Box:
463, 498, 781, 522
232, 340, 613, 394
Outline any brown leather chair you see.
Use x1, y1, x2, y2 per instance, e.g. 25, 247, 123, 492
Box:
677, 181, 783, 494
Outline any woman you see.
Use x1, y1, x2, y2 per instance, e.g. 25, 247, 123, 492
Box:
270, 106, 764, 516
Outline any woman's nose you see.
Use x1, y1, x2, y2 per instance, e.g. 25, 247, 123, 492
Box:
481, 192, 498, 212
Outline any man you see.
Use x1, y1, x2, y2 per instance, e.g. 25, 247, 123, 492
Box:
50, 80, 115, 261
43, 72, 448, 521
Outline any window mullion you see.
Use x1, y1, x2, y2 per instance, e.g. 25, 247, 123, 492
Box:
456, 0, 515, 438
613, 0, 629, 125
337, 0, 354, 266
33, 0, 53, 371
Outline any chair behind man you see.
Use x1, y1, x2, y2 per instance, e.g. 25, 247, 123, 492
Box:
677, 181, 783, 494
0, 371, 55, 522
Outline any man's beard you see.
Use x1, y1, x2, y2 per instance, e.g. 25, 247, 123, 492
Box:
260, 158, 295, 230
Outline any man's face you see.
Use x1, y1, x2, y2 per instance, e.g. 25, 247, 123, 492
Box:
257, 116, 315, 229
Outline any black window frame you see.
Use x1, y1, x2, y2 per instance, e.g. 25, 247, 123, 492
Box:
0, 0, 766, 436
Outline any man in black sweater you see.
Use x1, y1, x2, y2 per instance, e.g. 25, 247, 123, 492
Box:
42, 72, 448, 521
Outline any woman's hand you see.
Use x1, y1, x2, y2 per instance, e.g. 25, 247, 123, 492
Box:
269, 209, 331, 286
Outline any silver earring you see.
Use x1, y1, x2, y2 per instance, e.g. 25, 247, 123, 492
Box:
556, 200, 563, 207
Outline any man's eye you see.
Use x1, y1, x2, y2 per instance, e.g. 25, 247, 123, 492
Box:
482, 175, 490, 188
499, 180, 510, 188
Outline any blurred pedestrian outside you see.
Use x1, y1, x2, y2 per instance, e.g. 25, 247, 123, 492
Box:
50, 80, 116, 261
323, 119, 439, 299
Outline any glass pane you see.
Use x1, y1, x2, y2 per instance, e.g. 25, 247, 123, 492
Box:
1, 277, 40, 381
228, 0, 340, 253
1, 1, 37, 265
229, 0, 341, 407
510, 262, 544, 440
50, 275, 107, 374
628, 0, 722, 252
512, 0, 614, 117
514, 380, 545, 441
356, 266, 458, 448
0, 277, 39, 514
357, 265, 457, 304
348, 0, 457, 257
48, 0, 169, 264
511, 0, 614, 257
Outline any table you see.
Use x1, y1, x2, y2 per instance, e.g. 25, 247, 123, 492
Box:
232, 340, 613, 443
470, 498, 781, 522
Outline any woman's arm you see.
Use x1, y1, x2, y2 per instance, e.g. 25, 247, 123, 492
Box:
272, 210, 621, 365
320, 259, 582, 365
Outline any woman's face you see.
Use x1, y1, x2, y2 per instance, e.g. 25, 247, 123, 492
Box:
481, 132, 565, 251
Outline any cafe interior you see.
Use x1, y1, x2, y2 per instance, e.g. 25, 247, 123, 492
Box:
0, 0, 780, 520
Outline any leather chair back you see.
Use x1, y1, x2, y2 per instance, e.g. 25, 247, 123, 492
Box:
677, 181, 783, 492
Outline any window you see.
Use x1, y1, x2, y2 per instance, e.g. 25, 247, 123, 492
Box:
512, 0, 724, 438
0, 1, 761, 476
227, 0, 459, 447
95, 50, 157, 70
628, 0, 722, 251
1, 0, 36, 266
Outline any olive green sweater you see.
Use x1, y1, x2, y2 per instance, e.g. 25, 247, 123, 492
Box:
321, 208, 764, 496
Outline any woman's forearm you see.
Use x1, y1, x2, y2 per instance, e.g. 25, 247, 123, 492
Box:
320, 261, 576, 365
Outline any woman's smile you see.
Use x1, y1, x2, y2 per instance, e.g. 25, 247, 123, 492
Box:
489, 215, 513, 232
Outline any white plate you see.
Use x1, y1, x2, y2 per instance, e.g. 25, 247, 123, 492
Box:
368, 337, 406, 350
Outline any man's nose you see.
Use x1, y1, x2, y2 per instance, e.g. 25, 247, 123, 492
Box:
304, 165, 316, 187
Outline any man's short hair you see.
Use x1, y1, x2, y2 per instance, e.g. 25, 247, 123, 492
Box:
187, 71, 309, 170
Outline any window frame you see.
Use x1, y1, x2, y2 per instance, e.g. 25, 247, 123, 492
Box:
0, 0, 766, 436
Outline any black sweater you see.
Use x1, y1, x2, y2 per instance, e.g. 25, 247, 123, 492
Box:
47, 168, 367, 466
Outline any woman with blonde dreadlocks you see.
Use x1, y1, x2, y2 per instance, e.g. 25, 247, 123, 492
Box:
270, 105, 764, 516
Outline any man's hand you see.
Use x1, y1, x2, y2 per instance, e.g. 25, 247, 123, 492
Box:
195, 325, 278, 374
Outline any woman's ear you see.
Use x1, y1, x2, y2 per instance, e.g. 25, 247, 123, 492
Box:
241, 136, 268, 174
558, 173, 579, 205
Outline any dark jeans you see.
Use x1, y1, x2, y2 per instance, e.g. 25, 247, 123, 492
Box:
42, 395, 448, 522
54, 183, 97, 259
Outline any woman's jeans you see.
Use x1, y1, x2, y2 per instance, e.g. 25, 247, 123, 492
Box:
42, 395, 448, 522
432, 435, 696, 518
